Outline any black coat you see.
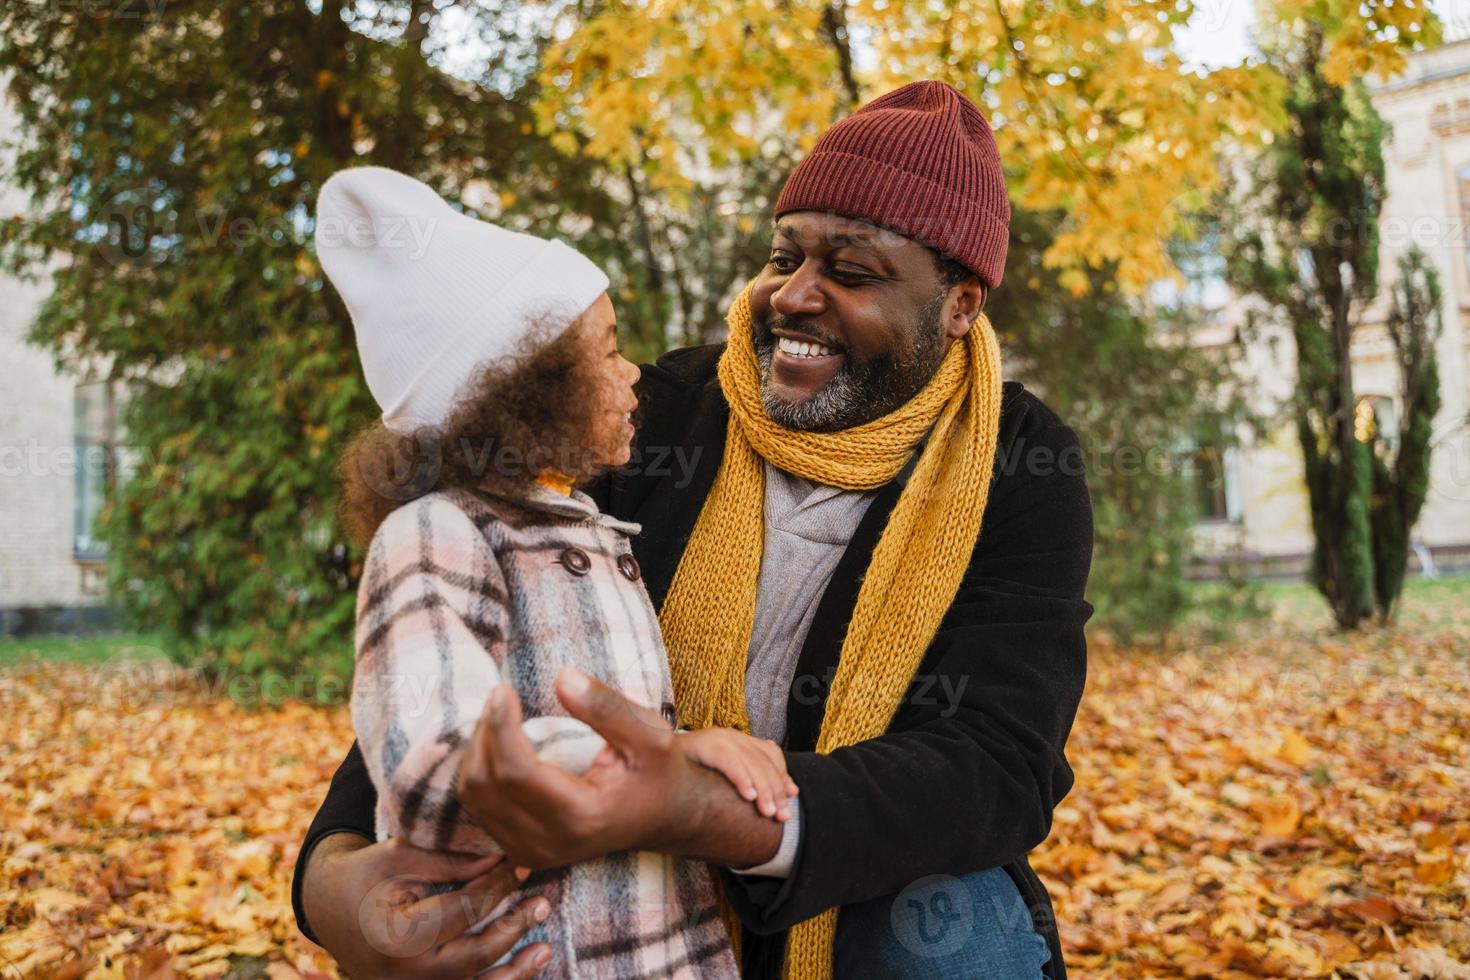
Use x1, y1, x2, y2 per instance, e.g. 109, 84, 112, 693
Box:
293, 343, 1093, 979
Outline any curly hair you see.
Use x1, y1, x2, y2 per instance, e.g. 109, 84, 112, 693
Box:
338, 322, 628, 550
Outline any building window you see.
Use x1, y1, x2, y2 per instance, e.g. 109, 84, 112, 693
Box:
1355, 394, 1400, 458
1152, 229, 1232, 314
1189, 442, 1242, 524
1459, 161, 1470, 279
73, 381, 121, 560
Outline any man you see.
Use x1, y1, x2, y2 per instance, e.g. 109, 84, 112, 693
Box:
293, 80, 1091, 979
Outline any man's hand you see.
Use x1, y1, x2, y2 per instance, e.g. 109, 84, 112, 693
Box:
456, 669, 785, 870
301, 833, 552, 979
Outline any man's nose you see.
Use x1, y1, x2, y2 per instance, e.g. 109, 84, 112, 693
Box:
770, 262, 826, 318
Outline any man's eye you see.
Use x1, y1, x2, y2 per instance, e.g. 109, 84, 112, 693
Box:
769, 254, 799, 273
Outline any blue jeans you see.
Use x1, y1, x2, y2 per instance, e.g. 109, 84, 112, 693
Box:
833, 867, 1052, 979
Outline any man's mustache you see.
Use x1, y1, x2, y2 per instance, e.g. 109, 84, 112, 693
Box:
756, 313, 847, 353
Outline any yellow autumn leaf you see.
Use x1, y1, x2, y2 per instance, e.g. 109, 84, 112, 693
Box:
1275, 729, 1314, 767
1256, 796, 1302, 837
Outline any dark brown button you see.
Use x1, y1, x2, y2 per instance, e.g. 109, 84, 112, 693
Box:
558, 547, 591, 576
661, 702, 677, 727
617, 554, 641, 581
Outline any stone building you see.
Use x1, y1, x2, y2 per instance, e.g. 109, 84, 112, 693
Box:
1189, 36, 1470, 574
0, 94, 114, 633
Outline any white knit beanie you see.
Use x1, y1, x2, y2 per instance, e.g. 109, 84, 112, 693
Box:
315, 167, 609, 432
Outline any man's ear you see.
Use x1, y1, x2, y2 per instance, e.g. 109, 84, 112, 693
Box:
944, 276, 987, 339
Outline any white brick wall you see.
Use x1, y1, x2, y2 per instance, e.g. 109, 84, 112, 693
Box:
0, 87, 99, 610
1371, 49, 1470, 553
0, 267, 101, 608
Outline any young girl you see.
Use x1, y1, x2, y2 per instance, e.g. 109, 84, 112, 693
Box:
317, 167, 791, 978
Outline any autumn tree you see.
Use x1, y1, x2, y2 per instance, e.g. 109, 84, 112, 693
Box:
1222, 4, 1440, 629
533, 0, 1288, 630
535, 0, 1280, 334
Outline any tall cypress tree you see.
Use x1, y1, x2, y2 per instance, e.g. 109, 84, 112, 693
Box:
1223, 23, 1440, 629
1224, 26, 1380, 629
1370, 248, 1442, 621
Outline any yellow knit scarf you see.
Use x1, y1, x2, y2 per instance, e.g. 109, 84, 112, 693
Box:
658, 283, 1004, 979
534, 469, 575, 496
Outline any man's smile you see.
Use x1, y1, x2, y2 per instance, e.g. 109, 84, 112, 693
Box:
768, 326, 846, 395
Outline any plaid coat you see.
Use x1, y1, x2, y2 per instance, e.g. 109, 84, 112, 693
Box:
350, 484, 738, 979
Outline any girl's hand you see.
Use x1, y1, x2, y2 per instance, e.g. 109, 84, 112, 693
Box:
677, 727, 798, 821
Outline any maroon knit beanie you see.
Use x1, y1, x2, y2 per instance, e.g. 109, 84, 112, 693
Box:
774, 81, 1010, 287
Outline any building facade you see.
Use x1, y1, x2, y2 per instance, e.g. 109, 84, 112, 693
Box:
0, 94, 115, 633
1191, 38, 1470, 574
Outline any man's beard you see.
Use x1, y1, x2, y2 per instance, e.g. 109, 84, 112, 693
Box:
753, 290, 949, 432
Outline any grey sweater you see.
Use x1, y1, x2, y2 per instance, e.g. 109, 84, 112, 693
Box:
728, 464, 877, 879
745, 463, 879, 745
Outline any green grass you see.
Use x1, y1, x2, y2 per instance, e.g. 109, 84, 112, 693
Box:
1183, 570, 1470, 638
0, 632, 169, 667
4, 574, 1465, 667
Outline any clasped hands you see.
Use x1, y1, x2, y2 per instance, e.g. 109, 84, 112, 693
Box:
301, 667, 794, 980
457, 666, 797, 870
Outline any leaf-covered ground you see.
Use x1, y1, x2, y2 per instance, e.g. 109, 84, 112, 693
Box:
1046, 625, 1469, 978
0, 655, 346, 980
1, 615, 1466, 978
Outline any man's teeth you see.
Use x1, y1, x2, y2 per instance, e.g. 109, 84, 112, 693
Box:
777, 337, 839, 358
